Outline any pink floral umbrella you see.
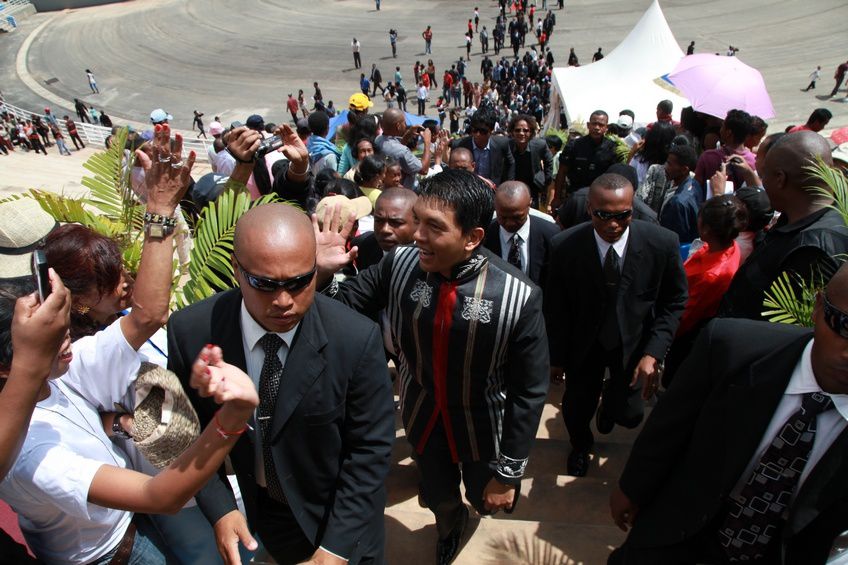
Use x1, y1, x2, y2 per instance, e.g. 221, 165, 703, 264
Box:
668, 53, 775, 119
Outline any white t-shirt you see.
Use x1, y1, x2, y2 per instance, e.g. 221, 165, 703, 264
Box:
0, 319, 143, 563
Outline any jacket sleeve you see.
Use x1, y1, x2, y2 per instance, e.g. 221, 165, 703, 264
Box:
167, 314, 238, 525
642, 233, 688, 361
320, 324, 395, 558
327, 251, 394, 318
619, 321, 718, 506
497, 286, 550, 484
658, 198, 691, 244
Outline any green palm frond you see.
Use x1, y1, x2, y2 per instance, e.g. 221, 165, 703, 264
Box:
0, 193, 24, 204
80, 127, 142, 232
762, 271, 817, 327
29, 189, 124, 238
804, 155, 848, 226
177, 189, 282, 308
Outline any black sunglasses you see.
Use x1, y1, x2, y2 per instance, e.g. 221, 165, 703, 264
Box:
822, 292, 848, 339
592, 209, 633, 222
235, 256, 316, 293
472, 127, 490, 135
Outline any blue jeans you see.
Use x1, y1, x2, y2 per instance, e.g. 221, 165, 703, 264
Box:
148, 505, 258, 565
90, 515, 169, 565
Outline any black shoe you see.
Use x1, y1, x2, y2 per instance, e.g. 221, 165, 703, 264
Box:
436, 505, 469, 565
596, 406, 615, 435
567, 449, 591, 477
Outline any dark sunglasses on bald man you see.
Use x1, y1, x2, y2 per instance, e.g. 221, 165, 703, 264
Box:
592, 209, 633, 222
822, 291, 848, 339
235, 254, 316, 293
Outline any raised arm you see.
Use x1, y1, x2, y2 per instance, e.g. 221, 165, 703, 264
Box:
122, 124, 195, 351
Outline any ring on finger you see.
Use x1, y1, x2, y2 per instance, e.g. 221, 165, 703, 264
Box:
170, 160, 184, 169
157, 154, 171, 163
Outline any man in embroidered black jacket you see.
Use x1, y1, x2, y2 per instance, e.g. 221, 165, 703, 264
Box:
318, 169, 549, 565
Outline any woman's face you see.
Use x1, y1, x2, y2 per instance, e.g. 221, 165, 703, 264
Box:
356, 140, 374, 160
384, 165, 403, 188
78, 269, 135, 324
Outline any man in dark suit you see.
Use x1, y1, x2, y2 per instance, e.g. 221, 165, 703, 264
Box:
484, 181, 560, 286
167, 204, 394, 565
352, 187, 418, 272
450, 108, 515, 185
609, 262, 848, 565
545, 173, 687, 477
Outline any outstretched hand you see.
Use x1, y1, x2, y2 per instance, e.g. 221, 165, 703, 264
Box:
274, 123, 309, 169
225, 126, 262, 163
312, 204, 359, 286
135, 123, 196, 213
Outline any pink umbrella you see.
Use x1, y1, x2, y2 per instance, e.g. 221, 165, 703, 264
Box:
668, 53, 775, 119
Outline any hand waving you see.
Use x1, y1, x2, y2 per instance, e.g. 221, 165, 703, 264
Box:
312, 204, 359, 285
135, 124, 196, 214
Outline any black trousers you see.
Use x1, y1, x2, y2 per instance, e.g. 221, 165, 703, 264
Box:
562, 342, 644, 452
353, 52, 361, 68
69, 132, 85, 149
416, 423, 494, 539
608, 528, 727, 565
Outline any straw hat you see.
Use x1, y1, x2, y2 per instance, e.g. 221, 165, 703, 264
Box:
315, 195, 373, 229
131, 362, 200, 469
0, 198, 58, 280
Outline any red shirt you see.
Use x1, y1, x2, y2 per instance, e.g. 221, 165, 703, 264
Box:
421, 73, 431, 88
678, 241, 741, 336
443, 72, 453, 88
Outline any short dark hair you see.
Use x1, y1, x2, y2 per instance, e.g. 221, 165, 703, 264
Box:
723, 109, 753, 145
589, 110, 608, 122
618, 109, 635, 120
749, 116, 768, 136
699, 195, 748, 248
809, 108, 833, 124
657, 100, 673, 114
667, 144, 697, 171
324, 178, 363, 199
354, 154, 386, 185
307, 111, 330, 137
590, 172, 634, 193
544, 135, 564, 153
417, 169, 494, 234
469, 107, 497, 131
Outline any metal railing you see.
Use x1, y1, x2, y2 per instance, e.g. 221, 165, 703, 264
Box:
0, 0, 33, 30
1, 98, 214, 162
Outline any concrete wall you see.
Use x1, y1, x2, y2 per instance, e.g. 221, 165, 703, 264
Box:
30, 0, 128, 11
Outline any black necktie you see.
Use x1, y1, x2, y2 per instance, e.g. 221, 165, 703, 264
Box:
718, 392, 834, 560
258, 333, 287, 503
508, 234, 523, 270
603, 245, 620, 286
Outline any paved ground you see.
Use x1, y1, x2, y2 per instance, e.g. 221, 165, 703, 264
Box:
2, 0, 847, 134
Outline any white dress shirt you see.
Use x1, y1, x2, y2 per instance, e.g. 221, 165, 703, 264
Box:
240, 302, 299, 488
732, 340, 848, 499
593, 226, 630, 266
498, 218, 532, 274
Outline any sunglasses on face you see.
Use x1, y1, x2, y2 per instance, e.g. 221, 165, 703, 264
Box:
592, 209, 633, 222
472, 127, 490, 135
512, 128, 531, 133
822, 292, 848, 339
235, 256, 316, 293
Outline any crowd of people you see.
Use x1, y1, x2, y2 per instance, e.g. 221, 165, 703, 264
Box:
2, 3, 848, 565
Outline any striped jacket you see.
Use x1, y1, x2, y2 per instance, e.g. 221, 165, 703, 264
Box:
330, 245, 549, 483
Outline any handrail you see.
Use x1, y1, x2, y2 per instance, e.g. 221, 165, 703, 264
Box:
1, 98, 213, 162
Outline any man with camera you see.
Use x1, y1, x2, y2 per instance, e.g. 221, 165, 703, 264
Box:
375, 108, 432, 189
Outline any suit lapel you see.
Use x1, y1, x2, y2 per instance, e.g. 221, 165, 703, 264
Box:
720, 336, 810, 491
211, 289, 248, 371
268, 304, 328, 442
618, 223, 644, 296
528, 218, 545, 283
485, 221, 502, 257
584, 226, 606, 291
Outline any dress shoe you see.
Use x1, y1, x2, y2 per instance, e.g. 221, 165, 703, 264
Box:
595, 406, 615, 435
567, 449, 591, 477
436, 505, 469, 565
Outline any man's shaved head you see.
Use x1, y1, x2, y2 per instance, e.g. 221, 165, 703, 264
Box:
381, 109, 406, 135
766, 131, 834, 192
495, 181, 531, 233
376, 186, 418, 208
448, 147, 475, 172
233, 203, 316, 332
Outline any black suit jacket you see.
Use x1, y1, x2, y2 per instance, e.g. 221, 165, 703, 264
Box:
484, 216, 560, 286
167, 290, 394, 562
452, 135, 516, 185
544, 220, 687, 372
619, 319, 848, 564
508, 137, 553, 197
351, 232, 384, 272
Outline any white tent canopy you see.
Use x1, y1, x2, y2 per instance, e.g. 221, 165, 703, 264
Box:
550, 0, 688, 128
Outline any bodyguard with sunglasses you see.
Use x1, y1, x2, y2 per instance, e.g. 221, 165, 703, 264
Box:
608, 262, 848, 565
167, 204, 394, 565
545, 173, 687, 477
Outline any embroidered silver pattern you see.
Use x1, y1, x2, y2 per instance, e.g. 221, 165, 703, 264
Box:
409, 280, 433, 307
461, 296, 493, 323
455, 253, 486, 279
496, 453, 528, 479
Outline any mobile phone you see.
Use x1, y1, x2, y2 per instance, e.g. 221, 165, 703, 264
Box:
32, 250, 51, 302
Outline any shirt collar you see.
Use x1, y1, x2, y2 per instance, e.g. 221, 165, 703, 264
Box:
240, 300, 299, 352
473, 139, 491, 152
593, 226, 629, 258
787, 340, 848, 422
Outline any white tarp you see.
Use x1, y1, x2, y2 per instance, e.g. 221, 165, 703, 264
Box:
550, 0, 689, 127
